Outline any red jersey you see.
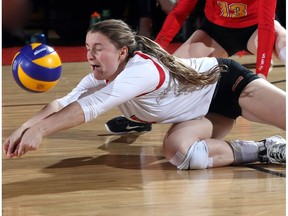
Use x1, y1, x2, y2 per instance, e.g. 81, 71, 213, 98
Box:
155, 0, 276, 77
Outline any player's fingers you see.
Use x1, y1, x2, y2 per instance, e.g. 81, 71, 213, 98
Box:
16, 143, 33, 157
7, 139, 18, 157
16, 142, 25, 158
3, 138, 10, 155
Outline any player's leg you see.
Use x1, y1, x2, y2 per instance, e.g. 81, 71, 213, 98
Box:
204, 112, 235, 138
164, 61, 286, 170
157, 0, 176, 14
235, 73, 286, 165
247, 20, 286, 62
163, 116, 285, 170
173, 29, 229, 58
274, 20, 286, 64
239, 78, 286, 130
163, 117, 235, 169
247, 20, 286, 78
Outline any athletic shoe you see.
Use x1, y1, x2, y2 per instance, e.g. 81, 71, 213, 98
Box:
105, 116, 152, 134
259, 135, 286, 164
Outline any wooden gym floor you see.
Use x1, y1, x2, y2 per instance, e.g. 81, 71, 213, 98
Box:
2, 54, 286, 216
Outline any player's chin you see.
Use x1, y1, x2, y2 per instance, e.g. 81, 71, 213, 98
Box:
93, 71, 104, 80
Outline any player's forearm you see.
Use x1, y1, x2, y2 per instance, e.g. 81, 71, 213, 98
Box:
256, 0, 276, 77
155, 0, 198, 48
21, 100, 62, 130
35, 102, 85, 137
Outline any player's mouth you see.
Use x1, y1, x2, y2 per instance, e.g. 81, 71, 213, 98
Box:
92, 64, 100, 70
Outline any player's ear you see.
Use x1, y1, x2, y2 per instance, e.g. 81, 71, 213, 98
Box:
119, 46, 128, 60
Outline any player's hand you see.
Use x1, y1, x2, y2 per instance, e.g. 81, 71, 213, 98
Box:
16, 126, 43, 158
3, 126, 27, 158
4, 126, 43, 158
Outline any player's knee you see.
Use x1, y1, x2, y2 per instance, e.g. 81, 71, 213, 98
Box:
168, 140, 212, 170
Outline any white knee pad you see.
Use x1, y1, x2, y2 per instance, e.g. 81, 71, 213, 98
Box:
169, 140, 213, 170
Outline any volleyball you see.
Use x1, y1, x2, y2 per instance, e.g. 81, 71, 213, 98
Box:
11, 43, 62, 93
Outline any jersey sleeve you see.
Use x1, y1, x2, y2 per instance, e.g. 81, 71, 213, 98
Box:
56, 73, 106, 108
256, 0, 276, 77
154, 0, 199, 49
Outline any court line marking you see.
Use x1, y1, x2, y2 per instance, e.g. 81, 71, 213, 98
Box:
244, 164, 286, 178
271, 79, 286, 84
3, 103, 47, 107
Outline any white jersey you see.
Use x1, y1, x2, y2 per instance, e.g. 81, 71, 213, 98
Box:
57, 52, 219, 124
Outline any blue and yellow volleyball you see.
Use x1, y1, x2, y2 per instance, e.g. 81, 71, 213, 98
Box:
11, 43, 62, 93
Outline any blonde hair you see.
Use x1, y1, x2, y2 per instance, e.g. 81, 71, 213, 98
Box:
88, 19, 227, 94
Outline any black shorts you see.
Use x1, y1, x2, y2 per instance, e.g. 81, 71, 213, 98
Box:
199, 18, 258, 56
208, 58, 259, 119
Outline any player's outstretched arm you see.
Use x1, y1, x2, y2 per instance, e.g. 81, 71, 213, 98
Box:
4, 101, 83, 158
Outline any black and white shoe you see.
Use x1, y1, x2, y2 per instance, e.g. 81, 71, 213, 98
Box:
259, 135, 286, 164
105, 116, 152, 134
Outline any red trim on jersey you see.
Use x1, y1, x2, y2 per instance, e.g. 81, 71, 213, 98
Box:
134, 51, 166, 96
130, 115, 156, 124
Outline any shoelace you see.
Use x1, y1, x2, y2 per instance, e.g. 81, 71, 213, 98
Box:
267, 143, 286, 163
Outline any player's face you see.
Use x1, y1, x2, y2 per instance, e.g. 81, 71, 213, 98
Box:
85, 31, 127, 81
